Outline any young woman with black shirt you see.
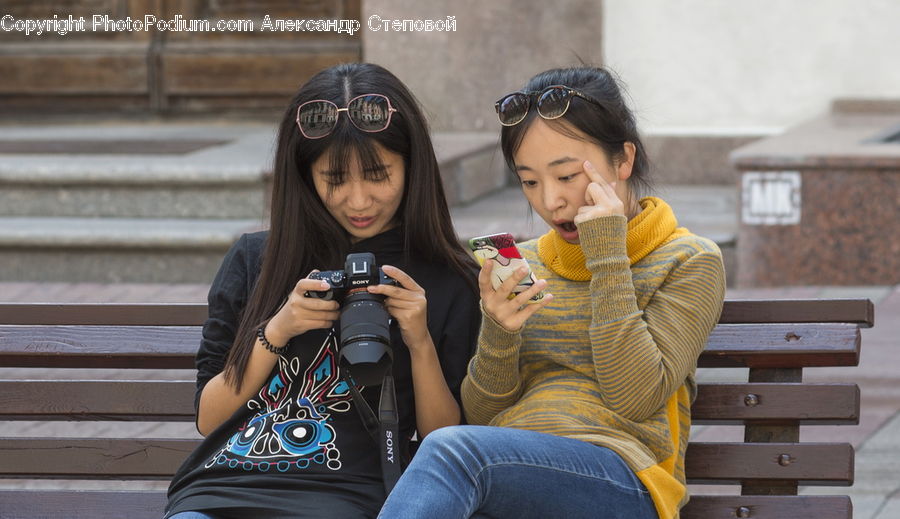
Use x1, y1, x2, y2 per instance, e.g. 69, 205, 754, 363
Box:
165, 63, 481, 519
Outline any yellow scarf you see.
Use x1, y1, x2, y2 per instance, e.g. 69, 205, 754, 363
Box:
537, 197, 688, 281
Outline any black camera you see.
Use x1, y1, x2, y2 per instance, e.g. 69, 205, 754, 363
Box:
308, 253, 399, 386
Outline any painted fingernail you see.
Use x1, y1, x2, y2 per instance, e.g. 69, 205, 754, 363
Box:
584, 160, 594, 169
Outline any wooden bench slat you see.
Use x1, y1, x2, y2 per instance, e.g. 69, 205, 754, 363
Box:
0, 325, 200, 369
698, 324, 860, 368
0, 322, 861, 369
0, 380, 196, 421
0, 304, 208, 326
0, 438, 200, 478
0, 299, 873, 327
1, 438, 855, 485
0, 490, 167, 519
0, 380, 861, 426
681, 495, 852, 519
685, 443, 854, 485
691, 383, 860, 425
719, 299, 873, 327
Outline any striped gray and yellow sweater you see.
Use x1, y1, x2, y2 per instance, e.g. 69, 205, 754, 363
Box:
461, 197, 726, 519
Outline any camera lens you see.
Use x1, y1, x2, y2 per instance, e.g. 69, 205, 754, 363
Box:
338, 291, 392, 386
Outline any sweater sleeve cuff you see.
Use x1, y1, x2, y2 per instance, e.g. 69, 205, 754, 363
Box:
577, 215, 628, 273
479, 301, 522, 344
467, 303, 522, 395
576, 216, 637, 322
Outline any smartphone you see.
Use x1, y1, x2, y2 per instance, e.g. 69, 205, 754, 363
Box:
467, 233, 546, 303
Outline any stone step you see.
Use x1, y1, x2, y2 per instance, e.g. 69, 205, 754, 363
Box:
1, 180, 268, 219
0, 122, 506, 284
0, 123, 274, 219
0, 185, 737, 284
0, 217, 260, 283
432, 132, 507, 206
0, 124, 503, 219
2, 122, 742, 284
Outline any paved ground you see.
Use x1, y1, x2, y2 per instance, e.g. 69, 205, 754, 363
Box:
1, 184, 897, 517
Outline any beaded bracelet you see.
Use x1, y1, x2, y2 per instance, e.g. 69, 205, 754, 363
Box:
257, 326, 288, 355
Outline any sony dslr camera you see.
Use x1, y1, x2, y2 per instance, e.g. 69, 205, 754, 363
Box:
308, 252, 399, 386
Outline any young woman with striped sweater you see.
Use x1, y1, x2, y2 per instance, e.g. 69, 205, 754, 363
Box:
378, 66, 726, 519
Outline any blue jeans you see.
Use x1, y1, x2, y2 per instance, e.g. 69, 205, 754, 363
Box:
378, 425, 658, 519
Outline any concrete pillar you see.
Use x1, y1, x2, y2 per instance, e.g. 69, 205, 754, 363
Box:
362, 1, 603, 132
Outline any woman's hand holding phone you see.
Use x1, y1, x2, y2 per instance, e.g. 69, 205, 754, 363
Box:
478, 260, 552, 332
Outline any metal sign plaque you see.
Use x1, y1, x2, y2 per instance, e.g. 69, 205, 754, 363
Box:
741, 171, 802, 225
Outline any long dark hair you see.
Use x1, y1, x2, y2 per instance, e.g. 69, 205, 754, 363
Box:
223, 63, 476, 388
499, 66, 652, 198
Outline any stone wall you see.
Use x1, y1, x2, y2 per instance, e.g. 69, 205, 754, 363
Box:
362, 0, 604, 132
0, 0, 361, 117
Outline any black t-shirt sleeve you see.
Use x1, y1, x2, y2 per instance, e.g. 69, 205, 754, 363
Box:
433, 276, 481, 410
194, 234, 253, 411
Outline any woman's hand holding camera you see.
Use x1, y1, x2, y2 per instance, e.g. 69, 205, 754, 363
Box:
366, 265, 430, 351
265, 272, 340, 349
479, 261, 552, 332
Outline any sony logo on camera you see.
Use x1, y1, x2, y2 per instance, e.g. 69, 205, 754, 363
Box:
306, 252, 398, 302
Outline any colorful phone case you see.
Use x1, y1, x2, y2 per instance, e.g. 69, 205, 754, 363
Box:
468, 233, 546, 303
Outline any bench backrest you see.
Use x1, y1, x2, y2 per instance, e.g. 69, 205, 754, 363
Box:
0, 300, 874, 519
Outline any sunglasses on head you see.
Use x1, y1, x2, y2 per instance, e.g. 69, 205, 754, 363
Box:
494, 85, 604, 126
296, 93, 398, 139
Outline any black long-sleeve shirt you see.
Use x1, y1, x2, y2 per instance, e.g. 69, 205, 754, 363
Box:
166, 227, 480, 518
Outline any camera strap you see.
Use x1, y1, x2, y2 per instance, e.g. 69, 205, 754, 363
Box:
341, 371, 402, 494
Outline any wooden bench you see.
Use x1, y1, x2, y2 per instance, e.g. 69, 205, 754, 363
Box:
0, 299, 873, 519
